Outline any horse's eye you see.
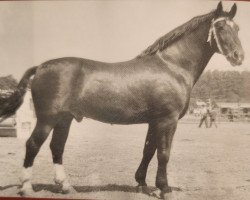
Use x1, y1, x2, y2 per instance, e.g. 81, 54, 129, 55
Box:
218, 20, 226, 26
215, 22, 225, 29
216, 26, 224, 31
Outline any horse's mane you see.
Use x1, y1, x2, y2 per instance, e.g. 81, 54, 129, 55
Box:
137, 11, 216, 58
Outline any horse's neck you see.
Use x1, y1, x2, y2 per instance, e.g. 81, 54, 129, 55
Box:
160, 21, 214, 86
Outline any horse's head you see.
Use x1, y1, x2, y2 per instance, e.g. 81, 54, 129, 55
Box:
208, 2, 244, 66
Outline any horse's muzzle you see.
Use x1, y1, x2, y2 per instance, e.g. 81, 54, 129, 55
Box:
227, 50, 244, 66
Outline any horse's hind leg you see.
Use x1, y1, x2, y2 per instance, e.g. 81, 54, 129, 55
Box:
20, 118, 56, 196
135, 122, 157, 187
49, 114, 73, 194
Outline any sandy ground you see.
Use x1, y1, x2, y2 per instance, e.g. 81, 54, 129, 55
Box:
0, 120, 250, 200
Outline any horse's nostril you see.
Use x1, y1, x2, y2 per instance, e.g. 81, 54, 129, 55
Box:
233, 51, 239, 59
241, 52, 245, 61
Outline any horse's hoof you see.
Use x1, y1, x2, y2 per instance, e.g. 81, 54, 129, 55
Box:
19, 182, 34, 197
62, 185, 76, 194
19, 187, 34, 197
62, 182, 76, 194
160, 191, 175, 200
62, 187, 71, 194
55, 179, 75, 194
54, 178, 63, 186
136, 185, 148, 194
150, 187, 173, 199
136, 185, 143, 193
149, 188, 161, 199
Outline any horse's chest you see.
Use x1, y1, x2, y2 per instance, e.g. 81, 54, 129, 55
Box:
150, 80, 190, 114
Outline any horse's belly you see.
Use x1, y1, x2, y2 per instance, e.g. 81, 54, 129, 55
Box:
83, 107, 149, 124
71, 84, 150, 124
78, 100, 150, 124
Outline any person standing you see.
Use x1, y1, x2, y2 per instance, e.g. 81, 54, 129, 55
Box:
198, 105, 208, 128
209, 106, 217, 128
228, 110, 234, 122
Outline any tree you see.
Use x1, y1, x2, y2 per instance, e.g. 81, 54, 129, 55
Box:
191, 70, 250, 102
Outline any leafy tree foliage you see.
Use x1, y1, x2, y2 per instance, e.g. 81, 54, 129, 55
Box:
192, 70, 250, 102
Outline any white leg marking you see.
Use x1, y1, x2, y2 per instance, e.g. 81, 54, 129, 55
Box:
21, 167, 32, 183
20, 167, 33, 195
54, 164, 72, 193
54, 164, 66, 184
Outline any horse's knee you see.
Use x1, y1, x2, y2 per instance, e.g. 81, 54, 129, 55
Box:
157, 149, 170, 164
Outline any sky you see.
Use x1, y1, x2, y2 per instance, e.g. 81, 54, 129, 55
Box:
0, 0, 249, 80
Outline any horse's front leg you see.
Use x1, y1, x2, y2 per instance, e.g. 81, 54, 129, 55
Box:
135, 122, 157, 187
155, 117, 178, 199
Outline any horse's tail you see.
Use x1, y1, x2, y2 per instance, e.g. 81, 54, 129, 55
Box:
0, 66, 38, 122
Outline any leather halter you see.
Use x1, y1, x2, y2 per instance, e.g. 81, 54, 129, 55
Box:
207, 17, 232, 56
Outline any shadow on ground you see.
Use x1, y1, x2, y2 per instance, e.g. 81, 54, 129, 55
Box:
0, 184, 19, 191
35, 183, 181, 194
0, 183, 182, 196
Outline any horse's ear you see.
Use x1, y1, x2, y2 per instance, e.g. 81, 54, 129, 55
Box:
229, 3, 237, 19
215, 1, 223, 17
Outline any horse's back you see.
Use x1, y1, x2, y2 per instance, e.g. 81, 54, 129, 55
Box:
31, 56, 190, 123
30, 57, 141, 120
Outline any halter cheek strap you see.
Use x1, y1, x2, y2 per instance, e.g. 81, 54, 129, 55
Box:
207, 17, 227, 55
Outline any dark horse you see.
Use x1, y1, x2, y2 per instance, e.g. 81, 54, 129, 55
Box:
0, 2, 244, 199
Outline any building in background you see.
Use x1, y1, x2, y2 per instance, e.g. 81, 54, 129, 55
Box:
217, 102, 250, 120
